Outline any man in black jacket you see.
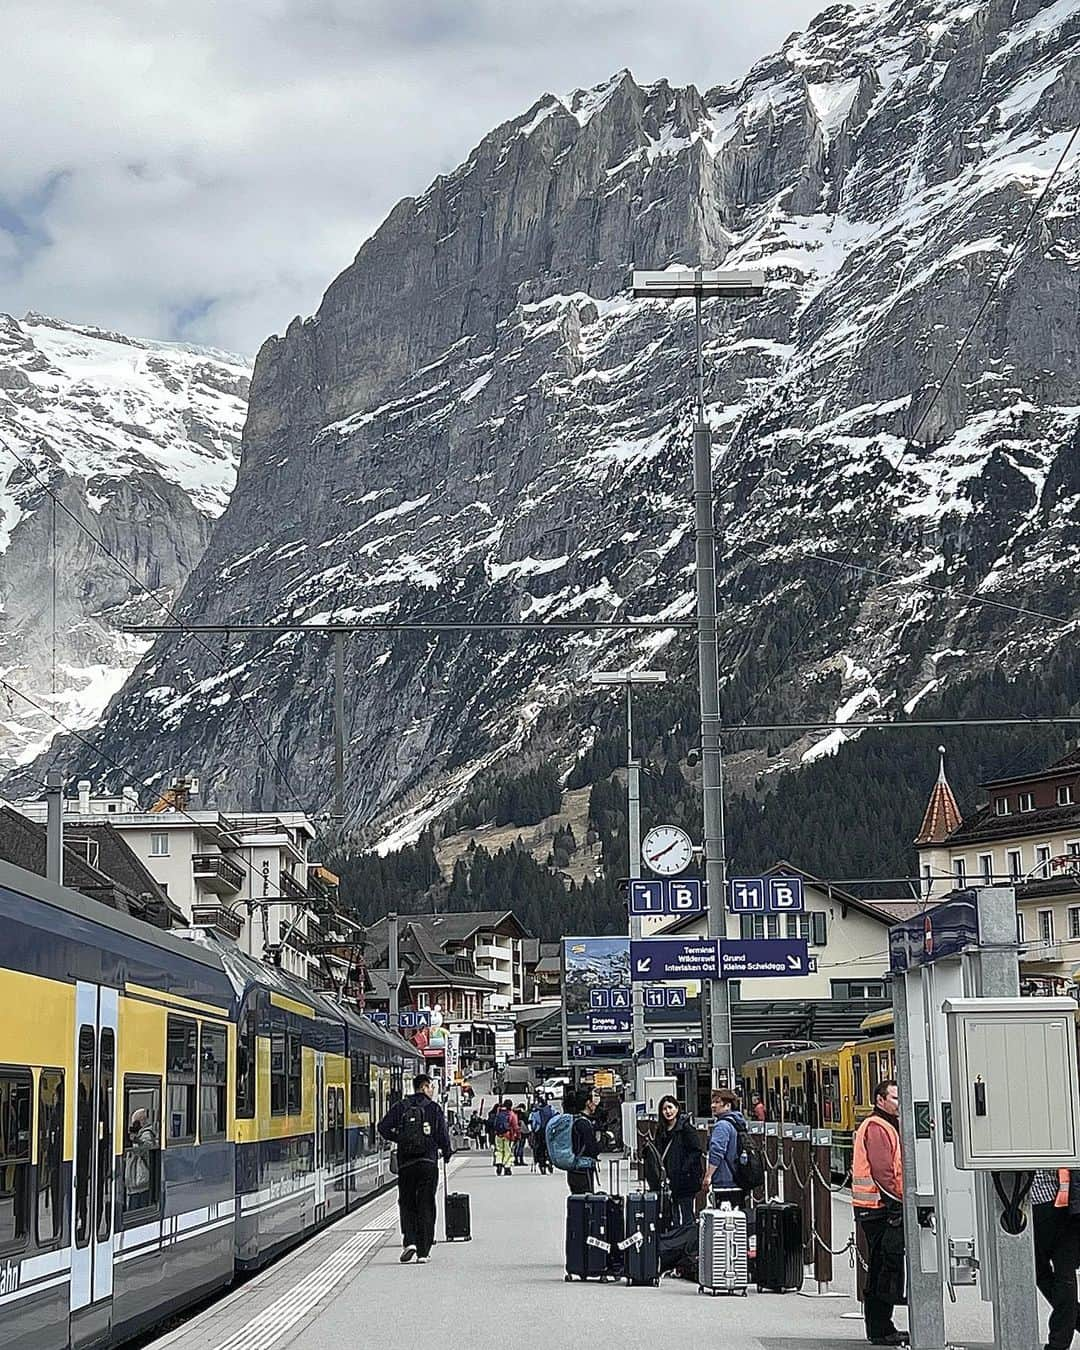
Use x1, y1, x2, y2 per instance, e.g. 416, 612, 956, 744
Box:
378, 1073, 452, 1263
567, 1088, 602, 1195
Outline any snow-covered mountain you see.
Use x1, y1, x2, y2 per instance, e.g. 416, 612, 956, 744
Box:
0, 314, 249, 769
13, 0, 1080, 832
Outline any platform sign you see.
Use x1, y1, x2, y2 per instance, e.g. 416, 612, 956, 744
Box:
589, 989, 610, 1009
717, 938, 810, 978
768, 876, 804, 911
589, 1012, 632, 1035
631, 938, 720, 981
629, 880, 665, 916
571, 1040, 630, 1060
728, 878, 766, 912
643, 987, 666, 1009
629, 878, 705, 915
399, 1011, 431, 1029
665, 986, 687, 1008
668, 879, 705, 914
610, 988, 631, 1010
366, 1011, 389, 1027
728, 875, 804, 912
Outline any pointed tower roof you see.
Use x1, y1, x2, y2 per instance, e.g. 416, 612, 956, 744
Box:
915, 746, 962, 845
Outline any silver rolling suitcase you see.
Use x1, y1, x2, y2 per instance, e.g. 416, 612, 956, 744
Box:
698, 1201, 749, 1296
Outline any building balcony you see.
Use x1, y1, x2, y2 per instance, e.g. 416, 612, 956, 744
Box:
192, 853, 244, 894
279, 869, 307, 902
190, 902, 243, 941
473, 942, 510, 960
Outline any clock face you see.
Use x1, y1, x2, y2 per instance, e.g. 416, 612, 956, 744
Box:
641, 825, 694, 876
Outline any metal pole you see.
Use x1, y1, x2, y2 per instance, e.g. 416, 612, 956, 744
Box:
972, 886, 1039, 1350
693, 289, 731, 1084
627, 683, 646, 1099
333, 632, 345, 822
388, 911, 400, 1031
45, 769, 63, 885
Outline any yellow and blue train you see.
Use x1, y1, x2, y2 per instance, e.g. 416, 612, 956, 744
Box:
0, 857, 419, 1350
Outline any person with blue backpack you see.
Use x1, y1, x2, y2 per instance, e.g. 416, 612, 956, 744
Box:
545, 1087, 601, 1193
492, 1099, 518, 1176
529, 1096, 557, 1174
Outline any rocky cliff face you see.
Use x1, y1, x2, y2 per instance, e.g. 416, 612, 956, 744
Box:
0, 314, 249, 771
16, 0, 1080, 833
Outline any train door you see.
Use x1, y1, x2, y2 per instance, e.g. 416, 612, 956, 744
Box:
314, 1052, 326, 1219
70, 982, 118, 1349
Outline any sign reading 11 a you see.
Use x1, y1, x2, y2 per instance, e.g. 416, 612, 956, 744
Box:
727, 875, 804, 914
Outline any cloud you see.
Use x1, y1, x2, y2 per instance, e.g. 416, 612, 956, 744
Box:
0, 0, 821, 354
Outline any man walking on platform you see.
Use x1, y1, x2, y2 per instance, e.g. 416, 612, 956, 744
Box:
1031, 1166, 1080, 1350
378, 1073, 452, 1264
852, 1080, 907, 1346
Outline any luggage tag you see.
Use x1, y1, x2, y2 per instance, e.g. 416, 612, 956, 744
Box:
617, 1232, 644, 1251
586, 1236, 611, 1252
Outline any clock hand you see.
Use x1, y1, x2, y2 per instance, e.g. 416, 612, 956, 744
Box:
647, 839, 680, 862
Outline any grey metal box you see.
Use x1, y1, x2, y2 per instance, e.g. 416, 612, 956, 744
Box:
943, 997, 1080, 1169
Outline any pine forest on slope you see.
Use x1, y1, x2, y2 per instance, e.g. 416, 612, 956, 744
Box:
7, 0, 1080, 915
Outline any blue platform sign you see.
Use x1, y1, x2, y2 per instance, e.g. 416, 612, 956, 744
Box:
665, 986, 687, 1008
629, 880, 665, 915
889, 893, 979, 973
589, 989, 610, 1009
631, 938, 720, 981
768, 876, 804, 911
718, 939, 810, 978
589, 1012, 632, 1035
728, 878, 767, 912
571, 1040, 630, 1060
643, 986, 666, 1009
610, 988, 631, 1010
367, 1011, 389, 1026
669, 879, 705, 914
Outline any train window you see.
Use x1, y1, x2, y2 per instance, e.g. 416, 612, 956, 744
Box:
200, 1024, 228, 1141
236, 1010, 256, 1120
97, 1030, 115, 1241
270, 1031, 287, 1115
326, 1087, 346, 1165
868, 1052, 879, 1089
74, 1026, 95, 1248
0, 1070, 32, 1253
287, 1032, 302, 1116
166, 1016, 198, 1144
36, 1069, 65, 1246
852, 1055, 863, 1106
350, 1049, 371, 1114
122, 1077, 161, 1222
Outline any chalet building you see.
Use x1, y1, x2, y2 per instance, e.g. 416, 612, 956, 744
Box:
916, 746, 1080, 984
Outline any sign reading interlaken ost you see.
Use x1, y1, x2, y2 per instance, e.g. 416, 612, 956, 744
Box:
629, 936, 811, 981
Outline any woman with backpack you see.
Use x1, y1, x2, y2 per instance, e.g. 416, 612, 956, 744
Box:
644, 1095, 705, 1229
512, 1103, 528, 1168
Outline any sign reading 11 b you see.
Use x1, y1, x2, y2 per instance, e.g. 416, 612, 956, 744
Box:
727, 875, 805, 914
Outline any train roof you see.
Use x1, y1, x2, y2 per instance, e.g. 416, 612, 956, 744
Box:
0, 856, 226, 974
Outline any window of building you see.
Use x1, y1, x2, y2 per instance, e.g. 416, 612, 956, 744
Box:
0, 1071, 32, 1253
1039, 910, 1055, 946
1008, 850, 1023, 880
995, 796, 1010, 816
165, 1016, 197, 1144
270, 1030, 287, 1115
979, 854, 994, 885
1019, 792, 1035, 813
199, 1024, 228, 1141
1036, 845, 1053, 878
953, 857, 967, 884
832, 980, 886, 1000
97, 1030, 114, 1242
150, 832, 169, 856
744, 914, 782, 940
810, 912, 827, 946
416, 993, 429, 1009
1058, 785, 1075, 807
36, 1069, 64, 1246
1069, 841, 1080, 859
287, 1032, 302, 1116
1018, 911, 1026, 943
236, 1009, 256, 1120
122, 1077, 161, 1221
1069, 908, 1080, 941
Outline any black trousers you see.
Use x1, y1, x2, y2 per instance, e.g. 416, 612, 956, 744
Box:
861, 1213, 903, 1340
397, 1161, 438, 1257
1034, 1203, 1080, 1350
567, 1168, 595, 1195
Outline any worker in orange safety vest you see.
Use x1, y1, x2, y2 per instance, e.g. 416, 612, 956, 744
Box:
852, 1079, 907, 1347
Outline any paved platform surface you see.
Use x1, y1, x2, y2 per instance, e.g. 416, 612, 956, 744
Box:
151, 1153, 1001, 1350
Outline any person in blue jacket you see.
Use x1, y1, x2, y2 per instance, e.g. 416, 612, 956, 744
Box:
702, 1088, 747, 1204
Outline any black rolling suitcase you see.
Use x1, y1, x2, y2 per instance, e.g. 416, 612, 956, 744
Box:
603, 1159, 625, 1277
443, 1158, 472, 1241
565, 1193, 611, 1281
755, 1201, 803, 1292
622, 1191, 661, 1286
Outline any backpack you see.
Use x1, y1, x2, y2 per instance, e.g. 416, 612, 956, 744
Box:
545, 1113, 593, 1172
731, 1117, 765, 1191
397, 1102, 429, 1160
494, 1108, 512, 1137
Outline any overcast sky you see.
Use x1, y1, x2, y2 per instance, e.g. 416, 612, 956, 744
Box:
1, 0, 821, 356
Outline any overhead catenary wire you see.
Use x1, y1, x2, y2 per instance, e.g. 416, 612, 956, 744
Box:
2, 437, 311, 817
725, 120, 1080, 732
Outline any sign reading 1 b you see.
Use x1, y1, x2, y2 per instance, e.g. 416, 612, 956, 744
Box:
727, 875, 804, 914
629, 878, 705, 917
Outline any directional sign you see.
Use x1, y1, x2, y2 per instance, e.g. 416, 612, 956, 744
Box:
717, 938, 810, 978
768, 876, 804, 912
629, 879, 665, 916
631, 938, 720, 981
728, 878, 766, 913
589, 1012, 632, 1035
610, 988, 631, 1010
589, 989, 610, 1009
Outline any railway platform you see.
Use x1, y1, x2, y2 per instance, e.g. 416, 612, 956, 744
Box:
148, 1153, 997, 1350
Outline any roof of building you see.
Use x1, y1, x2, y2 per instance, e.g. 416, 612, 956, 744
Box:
367, 909, 532, 944
939, 800, 1080, 849
982, 744, 1080, 789
366, 920, 498, 992
0, 807, 180, 928
914, 748, 963, 845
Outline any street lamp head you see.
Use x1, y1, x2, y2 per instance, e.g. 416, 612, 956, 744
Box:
590, 670, 668, 686
631, 267, 766, 299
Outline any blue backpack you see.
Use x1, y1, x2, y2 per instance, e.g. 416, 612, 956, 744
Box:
545, 1112, 593, 1172
494, 1108, 512, 1137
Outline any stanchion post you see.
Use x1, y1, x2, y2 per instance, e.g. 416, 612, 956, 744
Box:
764, 1121, 780, 1202
748, 1121, 766, 1210
794, 1125, 813, 1265
799, 1127, 847, 1298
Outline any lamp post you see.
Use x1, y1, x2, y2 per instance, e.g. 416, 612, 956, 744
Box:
591, 669, 667, 1100
631, 267, 765, 1085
